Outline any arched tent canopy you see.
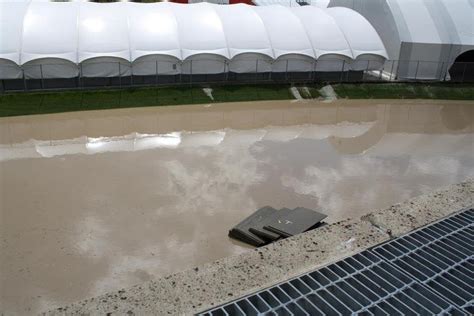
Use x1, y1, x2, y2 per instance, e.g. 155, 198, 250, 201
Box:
214, 4, 273, 73
326, 7, 388, 71
253, 5, 315, 72
0, 1, 28, 79
0, 2, 388, 80
78, 2, 131, 77
172, 2, 229, 74
128, 2, 181, 76
291, 6, 352, 72
128, 3, 181, 62
329, 0, 474, 79
21, 2, 79, 78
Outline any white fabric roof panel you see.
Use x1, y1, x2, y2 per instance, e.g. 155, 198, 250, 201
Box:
291, 6, 353, 58
437, 0, 474, 46
78, 2, 130, 62
386, 0, 443, 44
128, 3, 181, 61
172, 3, 229, 60
0, 2, 388, 74
215, 4, 273, 58
253, 5, 315, 59
326, 7, 388, 59
0, 1, 28, 64
21, 2, 78, 64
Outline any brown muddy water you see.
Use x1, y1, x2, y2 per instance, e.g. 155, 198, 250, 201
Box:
0, 99, 473, 314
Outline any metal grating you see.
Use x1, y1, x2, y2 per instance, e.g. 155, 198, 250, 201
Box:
201, 208, 474, 316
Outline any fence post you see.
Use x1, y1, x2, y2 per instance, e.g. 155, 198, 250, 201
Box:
389, 60, 395, 81
394, 60, 400, 81
190, 60, 193, 87
225, 60, 229, 82
40, 64, 44, 89
443, 61, 449, 81
155, 60, 159, 86
414, 60, 420, 80
255, 59, 258, 84
118, 62, 122, 88
269, 60, 272, 81
340, 60, 345, 82
80, 64, 83, 89
365, 60, 370, 81
461, 62, 467, 83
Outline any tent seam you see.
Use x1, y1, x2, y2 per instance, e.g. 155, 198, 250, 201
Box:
210, 4, 231, 60
169, 2, 183, 61
76, 1, 81, 65
250, 6, 276, 60
326, 8, 356, 60
284, 6, 317, 61
18, 0, 34, 66
125, 2, 132, 63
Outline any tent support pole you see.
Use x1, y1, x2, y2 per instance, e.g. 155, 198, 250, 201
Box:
285, 60, 289, 82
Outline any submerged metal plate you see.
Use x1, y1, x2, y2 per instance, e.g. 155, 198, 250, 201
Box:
202, 208, 474, 315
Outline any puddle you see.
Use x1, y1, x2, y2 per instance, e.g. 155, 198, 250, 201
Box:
1, 99, 473, 314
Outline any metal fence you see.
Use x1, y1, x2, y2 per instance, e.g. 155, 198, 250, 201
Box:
1, 58, 473, 93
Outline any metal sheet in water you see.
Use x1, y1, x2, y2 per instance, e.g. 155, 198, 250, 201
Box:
1, 99, 473, 314
265, 207, 327, 238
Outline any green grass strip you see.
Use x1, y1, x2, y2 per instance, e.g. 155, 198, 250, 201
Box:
0, 83, 472, 117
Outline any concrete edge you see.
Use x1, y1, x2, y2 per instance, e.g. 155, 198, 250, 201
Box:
45, 179, 474, 315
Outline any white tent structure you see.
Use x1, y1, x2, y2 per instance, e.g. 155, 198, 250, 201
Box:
0, 2, 387, 80
329, 0, 474, 80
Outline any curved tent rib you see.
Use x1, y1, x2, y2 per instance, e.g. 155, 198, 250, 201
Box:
77, 2, 130, 63
171, 2, 230, 60
326, 7, 388, 60
290, 6, 353, 59
214, 4, 274, 59
21, 2, 79, 64
252, 5, 315, 59
0, 1, 29, 65
127, 2, 182, 62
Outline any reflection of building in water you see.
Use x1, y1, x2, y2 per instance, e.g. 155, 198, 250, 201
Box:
0, 100, 472, 161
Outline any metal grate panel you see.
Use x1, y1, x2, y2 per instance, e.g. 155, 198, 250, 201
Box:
201, 208, 473, 315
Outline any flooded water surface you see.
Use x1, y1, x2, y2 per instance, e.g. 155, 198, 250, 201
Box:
1, 99, 473, 314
